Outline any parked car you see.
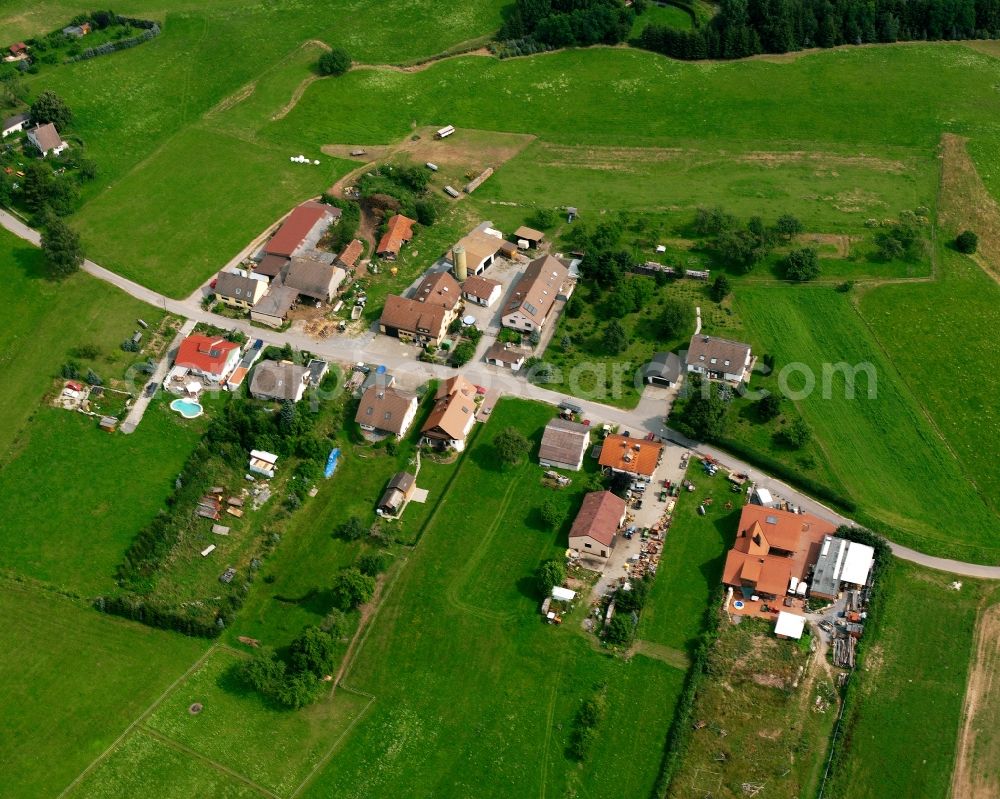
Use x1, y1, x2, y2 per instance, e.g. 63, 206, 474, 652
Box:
143, 382, 157, 398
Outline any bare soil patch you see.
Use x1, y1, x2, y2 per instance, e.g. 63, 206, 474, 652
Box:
951, 602, 1000, 799
938, 133, 1000, 284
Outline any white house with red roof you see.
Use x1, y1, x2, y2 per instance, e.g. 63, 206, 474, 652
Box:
174, 335, 241, 385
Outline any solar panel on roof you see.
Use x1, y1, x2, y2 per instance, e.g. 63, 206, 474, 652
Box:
765, 515, 778, 524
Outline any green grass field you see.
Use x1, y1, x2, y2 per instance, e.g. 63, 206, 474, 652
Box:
292, 399, 687, 798
733, 285, 1000, 562
0, 228, 168, 455
858, 248, 1000, 518
0, 581, 207, 797
638, 467, 735, 654
0, 406, 201, 595
631, 2, 695, 36
823, 561, 999, 799
66, 729, 260, 799
145, 647, 370, 797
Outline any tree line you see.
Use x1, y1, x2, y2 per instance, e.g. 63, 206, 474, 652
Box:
499, 0, 634, 48
637, 0, 1000, 60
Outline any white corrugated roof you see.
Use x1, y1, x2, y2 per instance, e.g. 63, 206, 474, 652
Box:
755, 488, 773, 505
774, 611, 806, 639
551, 586, 577, 602
839, 542, 875, 586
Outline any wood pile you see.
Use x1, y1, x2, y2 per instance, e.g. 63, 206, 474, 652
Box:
832, 635, 856, 668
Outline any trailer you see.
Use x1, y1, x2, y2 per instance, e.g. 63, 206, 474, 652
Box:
435, 125, 455, 139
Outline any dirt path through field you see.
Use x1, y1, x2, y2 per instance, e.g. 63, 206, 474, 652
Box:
951, 602, 1000, 799
938, 133, 1000, 285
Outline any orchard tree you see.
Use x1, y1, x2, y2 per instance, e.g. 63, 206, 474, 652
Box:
757, 392, 782, 422
540, 497, 565, 529
30, 90, 73, 129
288, 626, 337, 677
658, 296, 694, 338
774, 213, 803, 240
709, 274, 731, 302
40, 216, 84, 278
495, 426, 531, 466
332, 567, 376, 610
535, 558, 565, 596
784, 247, 820, 281
782, 416, 811, 448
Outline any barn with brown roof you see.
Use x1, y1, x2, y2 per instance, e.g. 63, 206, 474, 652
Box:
539, 418, 591, 471
568, 491, 627, 559
501, 255, 572, 333
264, 201, 340, 258
376, 214, 416, 259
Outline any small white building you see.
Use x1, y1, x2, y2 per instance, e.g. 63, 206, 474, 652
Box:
249, 449, 278, 478
1, 112, 29, 138
774, 611, 806, 640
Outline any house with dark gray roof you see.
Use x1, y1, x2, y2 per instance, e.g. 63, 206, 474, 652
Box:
685, 335, 753, 385
214, 271, 267, 309
539, 418, 590, 471
250, 360, 311, 402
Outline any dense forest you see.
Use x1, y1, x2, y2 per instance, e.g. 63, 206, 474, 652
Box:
638, 0, 1000, 60
499, 0, 634, 47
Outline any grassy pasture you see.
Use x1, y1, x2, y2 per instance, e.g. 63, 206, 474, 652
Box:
475, 140, 935, 233
74, 126, 347, 297
0, 406, 201, 595
0, 581, 207, 798
638, 467, 735, 654
145, 648, 371, 797
295, 399, 687, 799
0, 228, 168, 455
268, 45, 1000, 152
66, 729, 259, 799
734, 285, 1000, 562
859, 250, 1000, 519
823, 561, 998, 799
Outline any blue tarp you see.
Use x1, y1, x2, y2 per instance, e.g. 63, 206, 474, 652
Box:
324, 447, 341, 478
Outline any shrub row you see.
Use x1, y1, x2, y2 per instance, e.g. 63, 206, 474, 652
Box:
69, 18, 160, 62
815, 526, 893, 796
709, 435, 858, 515
652, 585, 724, 796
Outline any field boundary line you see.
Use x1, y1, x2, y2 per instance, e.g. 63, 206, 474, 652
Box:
444, 469, 524, 622
56, 643, 219, 798
139, 726, 280, 799
287, 689, 377, 799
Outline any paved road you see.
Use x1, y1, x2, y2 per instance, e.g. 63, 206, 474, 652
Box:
120, 319, 196, 434
4, 209, 999, 578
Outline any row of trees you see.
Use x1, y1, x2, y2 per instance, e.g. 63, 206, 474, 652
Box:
638, 0, 1000, 61
499, 0, 634, 48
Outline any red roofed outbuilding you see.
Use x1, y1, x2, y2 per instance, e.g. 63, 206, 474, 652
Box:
264, 201, 340, 259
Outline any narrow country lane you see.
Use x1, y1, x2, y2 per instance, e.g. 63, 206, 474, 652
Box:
3, 208, 998, 578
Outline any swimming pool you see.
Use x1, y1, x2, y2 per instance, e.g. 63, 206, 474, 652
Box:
733, 600, 745, 610
170, 398, 204, 419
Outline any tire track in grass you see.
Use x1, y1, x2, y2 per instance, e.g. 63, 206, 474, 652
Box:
139, 727, 280, 799
444, 469, 526, 622
57, 643, 219, 798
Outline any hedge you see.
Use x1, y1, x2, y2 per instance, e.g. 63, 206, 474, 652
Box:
651, 585, 724, 796
709, 435, 857, 515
